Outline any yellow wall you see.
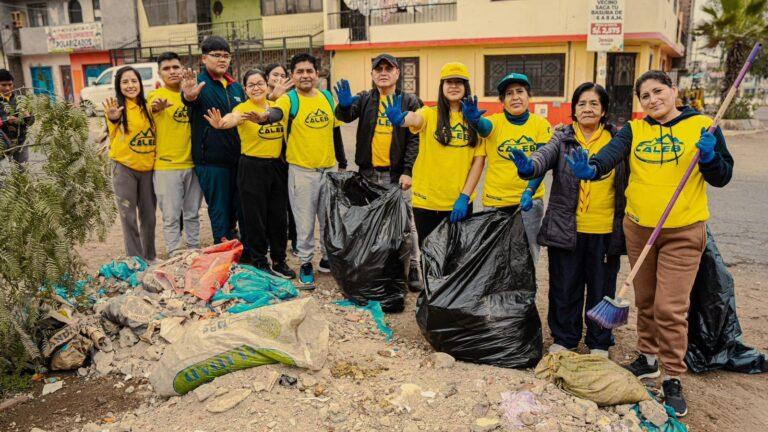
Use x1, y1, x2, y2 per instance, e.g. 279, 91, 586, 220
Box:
137, 2, 198, 46
263, 12, 324, 40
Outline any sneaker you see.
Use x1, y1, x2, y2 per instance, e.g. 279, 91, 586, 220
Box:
298, 263, 315, 288
407, 262, 423, 292
318, 258, 331, 273
624, 353, 661, 379
662, 378, 688, 417
272, 261, 296, 280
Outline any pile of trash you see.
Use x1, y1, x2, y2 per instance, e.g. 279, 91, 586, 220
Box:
37, 239, 324, 397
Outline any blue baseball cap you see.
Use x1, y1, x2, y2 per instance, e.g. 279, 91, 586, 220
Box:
496, 73, 531, 95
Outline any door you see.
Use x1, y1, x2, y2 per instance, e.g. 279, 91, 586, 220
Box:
83, 63, 109, 87
30, 66, 54, 97
397, 57, 419, 95
60, 65, 74, 103
606, 53, 636, 126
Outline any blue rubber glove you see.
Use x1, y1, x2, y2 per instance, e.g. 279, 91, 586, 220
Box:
696, 127, 716, 163
450, 193, 470, 223
520, 189, 533, 212
333, 79, 358, 108
565, 148, 597, 180
509, 148, 535, 177
383, 94, 407, 127
460, 95, 486, 125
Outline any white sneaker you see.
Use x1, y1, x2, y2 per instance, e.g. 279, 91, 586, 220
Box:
590, 349, 609, 358
548, 343, 569, 354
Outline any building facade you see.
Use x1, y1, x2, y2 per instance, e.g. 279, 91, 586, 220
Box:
324, 0, 688, 125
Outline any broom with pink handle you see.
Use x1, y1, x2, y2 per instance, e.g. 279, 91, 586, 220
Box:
587, 42, 763, 329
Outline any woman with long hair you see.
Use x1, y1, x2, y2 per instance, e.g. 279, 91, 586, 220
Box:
509, 82, 628, 358
383, 62, 484, 243
568, 70, 734, 417
103, 66, 157, 262
203, 69, 296, 279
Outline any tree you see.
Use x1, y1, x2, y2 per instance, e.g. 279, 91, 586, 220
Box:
0, 95, 115, 377
696, 0, 768, 101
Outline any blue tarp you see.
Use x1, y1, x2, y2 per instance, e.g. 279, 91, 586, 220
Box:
211, 264, 298, 314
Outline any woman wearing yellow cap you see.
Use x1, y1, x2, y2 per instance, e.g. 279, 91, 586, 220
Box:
460, 73, 552, 262
383, 62, 484, 244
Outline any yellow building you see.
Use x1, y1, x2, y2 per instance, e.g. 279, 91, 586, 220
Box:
324, 0, 686, 125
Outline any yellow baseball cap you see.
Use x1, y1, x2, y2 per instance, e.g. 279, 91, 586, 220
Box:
440, 62, 470, 81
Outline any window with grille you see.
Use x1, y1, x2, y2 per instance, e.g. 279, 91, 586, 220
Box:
484, 54, 565, 97
142, 0, 195, 26
261, 0, 323, 16
27, 3, 49, 27
68, 0, 83, 24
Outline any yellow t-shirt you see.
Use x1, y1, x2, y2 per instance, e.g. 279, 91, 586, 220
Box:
147, 87, 192, 170
478, 112, 551, 207
574, 124, 615, 234
233, 99, 284, 158
372, 99, 392, 167
410, 106, 481, 211
107, 100, 156, 172
274, 91, 341, 169
625, 115, 713, 228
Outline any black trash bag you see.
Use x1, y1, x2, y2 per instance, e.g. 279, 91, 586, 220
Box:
685, 227, 767, 374
323, 171, 410, 312
416, 210, 542, 368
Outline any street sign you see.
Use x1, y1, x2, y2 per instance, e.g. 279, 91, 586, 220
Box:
587, 0, 625, 53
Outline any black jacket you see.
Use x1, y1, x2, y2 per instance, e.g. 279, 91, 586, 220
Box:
0, 94, 34, 148
182, 71, 246, 167
525, 124, 628, 256
335, 88, 421, 181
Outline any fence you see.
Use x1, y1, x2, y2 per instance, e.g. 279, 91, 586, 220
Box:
327, 1, 457, 41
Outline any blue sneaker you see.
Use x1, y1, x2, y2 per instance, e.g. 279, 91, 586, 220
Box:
298, 263, 315, 289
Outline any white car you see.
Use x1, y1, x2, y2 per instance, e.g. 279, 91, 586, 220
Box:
79, 63, 161, 116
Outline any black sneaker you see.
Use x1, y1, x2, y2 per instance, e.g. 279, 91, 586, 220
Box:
624, 354, 660, 379
662, 378, 688, 417
407, 262, 422, 292
318, 258, 331, 273
271, 261, 296, 280
298, 263, 315, 289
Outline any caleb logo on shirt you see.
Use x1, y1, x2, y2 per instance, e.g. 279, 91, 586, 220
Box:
172, 106, 189, 123
129, 128, 156, 154
377, 110, 391, 127
433, 123, 470, 147
497, 135, 537, 160
258, 123, 284, 140
304, 109, 330, 129
634, 134, 685, 164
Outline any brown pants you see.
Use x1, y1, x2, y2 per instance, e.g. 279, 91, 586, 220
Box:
623, 217, 706, 376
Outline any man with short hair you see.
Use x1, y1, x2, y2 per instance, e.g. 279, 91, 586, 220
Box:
333, 54, 423, 291
180, 36, 248, 253
257, 53, 347, 286
148, 51, 203, 255
0, 69, 34, 164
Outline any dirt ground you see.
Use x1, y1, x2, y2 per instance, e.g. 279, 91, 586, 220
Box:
1, 120, 767, 432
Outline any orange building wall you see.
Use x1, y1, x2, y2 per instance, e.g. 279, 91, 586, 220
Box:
69, 51, 111, 102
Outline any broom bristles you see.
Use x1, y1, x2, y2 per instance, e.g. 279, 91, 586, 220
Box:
587, 295, 630, 329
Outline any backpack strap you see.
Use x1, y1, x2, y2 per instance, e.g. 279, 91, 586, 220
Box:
320, 89, 336, 112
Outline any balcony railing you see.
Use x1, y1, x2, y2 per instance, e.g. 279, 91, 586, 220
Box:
328, 1, 457, 39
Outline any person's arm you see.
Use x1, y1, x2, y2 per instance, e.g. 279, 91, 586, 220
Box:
333, 79, 363, 123
382, 94, 423, 130
333, 126, 347, 170
588, 123, 633, 177
697, 126, 734, 187
460, 96, 492, 137
180, 68, 205, 105
460, 155, 486, 196
400, 95, 422, 189
523, 132, 563, 179
203, 107, 244, 130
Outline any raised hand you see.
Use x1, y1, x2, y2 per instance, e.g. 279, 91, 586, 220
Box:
102, 97, 124, 122
333, 79, 358, 108
270, 76, 294, 100
151, 98, 171, 113
565, 148, 597, 180
696, 127, 716, 163
181, 68, 205, 100
383, 94, 407, 127
242, 110, 270, 124
203, 108, 224, 129
460, 95, 486, 124
509, 148, 534, 177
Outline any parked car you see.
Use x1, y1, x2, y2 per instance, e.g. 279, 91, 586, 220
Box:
79, 63, 161, 116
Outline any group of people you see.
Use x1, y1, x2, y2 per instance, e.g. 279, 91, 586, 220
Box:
100, 35, 732, 418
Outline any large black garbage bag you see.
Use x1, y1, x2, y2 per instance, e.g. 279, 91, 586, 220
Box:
685, 227, 767, 374
323, 171, 410, 312
416, 210, 542, 368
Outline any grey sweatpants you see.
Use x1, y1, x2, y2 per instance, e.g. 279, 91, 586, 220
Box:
112, 161, 156, 261
361, 169, 420, 266
153, 168, 203, 254
288, 164, 334, 264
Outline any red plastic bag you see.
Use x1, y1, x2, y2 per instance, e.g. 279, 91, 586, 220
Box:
185, 239, 243, 301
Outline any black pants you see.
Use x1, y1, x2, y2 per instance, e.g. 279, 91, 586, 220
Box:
547, 232, 620, 350
237, 156, 288, 266
413, 205, 473, 247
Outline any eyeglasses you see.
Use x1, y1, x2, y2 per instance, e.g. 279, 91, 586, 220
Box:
246, 82, 267, 90
207, 52, 231, 60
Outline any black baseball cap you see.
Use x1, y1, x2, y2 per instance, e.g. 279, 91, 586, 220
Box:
372, 54, 398, 69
